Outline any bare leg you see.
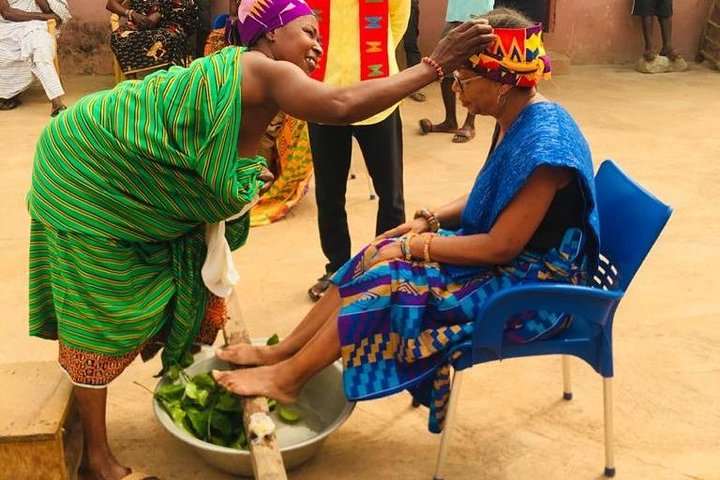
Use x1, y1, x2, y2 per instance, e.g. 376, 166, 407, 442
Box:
216, 287, 342, 366
640, 16, 655, 60
74, 387, 130, 480
419, 77, 459, 134
213, 304, 342, 403
658, 16, 680, 59
453, 112, 476, 144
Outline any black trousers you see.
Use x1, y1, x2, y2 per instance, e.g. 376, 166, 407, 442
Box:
402, 0, 421, 67
308, 108, 405, 274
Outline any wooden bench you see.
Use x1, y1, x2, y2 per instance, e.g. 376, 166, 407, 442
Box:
0, 362, 83, 480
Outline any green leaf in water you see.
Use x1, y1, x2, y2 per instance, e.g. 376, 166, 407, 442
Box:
214, 390, 240, 412
185, 407, 210, 437
229, 430, 248, 450
277, 405, 302, 423
191, 372, 217, 392
184, 382, 210, 407
155, 383, 185, 402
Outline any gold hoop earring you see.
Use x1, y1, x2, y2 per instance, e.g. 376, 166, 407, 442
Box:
496, 92, 509, 108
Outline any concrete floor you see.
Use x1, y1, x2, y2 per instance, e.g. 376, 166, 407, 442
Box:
1, 64, 719, 480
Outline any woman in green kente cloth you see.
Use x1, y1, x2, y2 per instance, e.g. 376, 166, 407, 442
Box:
27, 0, 493, 477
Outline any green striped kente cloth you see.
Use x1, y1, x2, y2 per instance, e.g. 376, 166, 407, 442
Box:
28, 47, 267, 384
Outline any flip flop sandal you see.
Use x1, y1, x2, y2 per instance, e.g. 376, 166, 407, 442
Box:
307, 273, 332, 302
0, 98, 19, 110
452, 130, 475, 144
643, 50, 657, 62
51, 106, 67, 117
418, 118, 434, 135
662, 49, 683, 61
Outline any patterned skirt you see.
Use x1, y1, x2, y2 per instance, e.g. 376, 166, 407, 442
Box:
29, 220, 225, 386
332, 228, 587, 432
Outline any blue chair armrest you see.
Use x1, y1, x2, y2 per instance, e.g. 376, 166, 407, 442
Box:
471, 284, 623, 362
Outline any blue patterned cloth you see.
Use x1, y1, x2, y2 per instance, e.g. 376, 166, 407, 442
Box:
332, 101, 599, 433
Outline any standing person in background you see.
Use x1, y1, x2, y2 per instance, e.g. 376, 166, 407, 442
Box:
632, 0, 682, 61
403, 0, 425, 102
418, 0, 494, 143
305, 0, 410, 302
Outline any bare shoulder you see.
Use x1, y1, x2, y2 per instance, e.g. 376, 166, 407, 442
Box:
240, 51, 303, 107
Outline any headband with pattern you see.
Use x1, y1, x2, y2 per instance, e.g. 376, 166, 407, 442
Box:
236, 0, 315, 47
469, 22, 551, 88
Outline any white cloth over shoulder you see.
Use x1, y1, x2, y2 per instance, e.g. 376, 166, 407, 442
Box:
202, 195, 260, 298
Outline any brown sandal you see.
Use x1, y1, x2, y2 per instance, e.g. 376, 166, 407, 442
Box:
308, 273, 332, 302
0, 97, 20, 110
661, 48, 683, 62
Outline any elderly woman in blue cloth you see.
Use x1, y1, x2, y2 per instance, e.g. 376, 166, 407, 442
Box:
214, 7, 601, 434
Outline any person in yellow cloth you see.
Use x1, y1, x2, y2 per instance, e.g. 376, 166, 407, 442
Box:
305, 0, 411, 301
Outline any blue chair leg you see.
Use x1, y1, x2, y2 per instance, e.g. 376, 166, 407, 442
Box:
603, 377, 616, 477
562, 355, 573, 400
432, 368, 464, 480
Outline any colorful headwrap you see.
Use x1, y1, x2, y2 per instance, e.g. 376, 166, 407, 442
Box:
469, 22, 552, 88
235, 0, 315, 47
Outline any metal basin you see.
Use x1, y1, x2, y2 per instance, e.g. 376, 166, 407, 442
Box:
153, 352, 354, 477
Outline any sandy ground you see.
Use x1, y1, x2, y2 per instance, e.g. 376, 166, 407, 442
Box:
1, 64, 719, 480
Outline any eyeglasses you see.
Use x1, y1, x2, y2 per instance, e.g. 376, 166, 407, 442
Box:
452, 71, 484, 94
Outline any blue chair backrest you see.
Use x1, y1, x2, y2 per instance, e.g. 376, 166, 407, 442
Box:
213, 14, 230, 30
593, 161, 673, 293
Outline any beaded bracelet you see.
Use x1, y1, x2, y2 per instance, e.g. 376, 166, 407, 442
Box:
421, 56, 445, 80
422, 233, 436, 263
401, 233, 418, 261
414, 208, 440, 233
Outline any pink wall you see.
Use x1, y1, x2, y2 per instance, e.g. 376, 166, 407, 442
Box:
545, 0, 712, 63
416, 0, 712, 64
57, 0, 713, 74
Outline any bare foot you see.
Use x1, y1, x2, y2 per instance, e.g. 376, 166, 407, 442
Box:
212, 365, 300, 404
215, 343, 287, 366
78, 458, 133, 480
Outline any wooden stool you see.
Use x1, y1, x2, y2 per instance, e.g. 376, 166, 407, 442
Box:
0, 362, 83, 480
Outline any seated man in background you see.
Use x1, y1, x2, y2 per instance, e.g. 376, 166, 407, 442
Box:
0, 0, 69, 116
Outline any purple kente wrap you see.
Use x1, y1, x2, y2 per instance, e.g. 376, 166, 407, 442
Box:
236, 0, 315, 47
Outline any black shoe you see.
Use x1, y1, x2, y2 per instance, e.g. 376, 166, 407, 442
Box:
308, 273, 332, 302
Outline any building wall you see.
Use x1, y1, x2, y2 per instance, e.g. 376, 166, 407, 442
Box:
417, 0, 712, 64
57, 0, 713, 74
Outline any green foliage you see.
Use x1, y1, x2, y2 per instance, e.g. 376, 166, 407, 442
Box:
156, 366, 248, 450
266, 333, 280, 346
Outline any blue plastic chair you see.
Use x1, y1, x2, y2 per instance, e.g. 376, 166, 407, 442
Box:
212, 13, 230, 30
431, 160, 673, 479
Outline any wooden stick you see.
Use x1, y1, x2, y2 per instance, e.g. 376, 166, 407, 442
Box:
223, 288, 288, 480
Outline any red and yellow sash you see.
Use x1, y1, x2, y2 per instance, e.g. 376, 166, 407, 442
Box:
308, 0, 390, 82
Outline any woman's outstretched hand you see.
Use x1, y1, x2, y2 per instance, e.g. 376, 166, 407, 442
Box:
430, 18, 495, 75
378, 218, 429, 240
